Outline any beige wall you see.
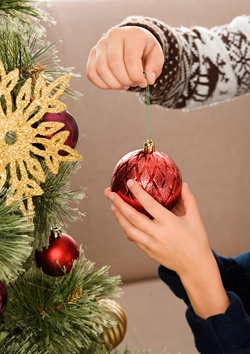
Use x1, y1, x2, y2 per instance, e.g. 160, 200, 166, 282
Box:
47, 0, 250, 283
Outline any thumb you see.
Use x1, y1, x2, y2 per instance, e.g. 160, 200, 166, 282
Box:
144, 42, 164, 85
181, 183, 200, 219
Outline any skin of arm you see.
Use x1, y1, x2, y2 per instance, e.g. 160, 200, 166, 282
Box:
104, 180, 229, 319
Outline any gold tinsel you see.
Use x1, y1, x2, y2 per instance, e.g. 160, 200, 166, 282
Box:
0, 60, 81, 215
99, 299, 127, 350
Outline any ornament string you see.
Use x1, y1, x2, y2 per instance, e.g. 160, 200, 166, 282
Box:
143, 71, 151, 141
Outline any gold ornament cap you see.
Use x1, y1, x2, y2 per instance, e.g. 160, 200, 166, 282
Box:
50, 226, 62, 239
144, 139, 155, 154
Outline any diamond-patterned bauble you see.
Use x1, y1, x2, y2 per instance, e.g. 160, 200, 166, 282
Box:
0, 282, 7, 316
111, 140, 182, 217
99, 299, 127, 350
35, 226, 79, 277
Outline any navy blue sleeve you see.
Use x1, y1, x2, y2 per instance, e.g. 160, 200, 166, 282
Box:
158, 251, 250, 312
186, 292, 250, 354
158, 251, 250, 353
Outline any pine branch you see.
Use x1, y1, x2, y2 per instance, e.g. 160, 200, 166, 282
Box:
0, 189, 34, 283
0, 0, 51, 22
33, 161, 86, 250
0, 332, 44, 354
0, 15, 82, 102
1, 248, 122, 353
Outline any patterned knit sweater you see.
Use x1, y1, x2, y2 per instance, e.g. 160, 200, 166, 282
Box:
120, 15, 250, 109
119, 15, 250, 354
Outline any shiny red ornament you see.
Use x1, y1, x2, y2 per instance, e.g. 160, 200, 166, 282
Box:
111, 140, 182, 218
35, 227, 79, 277
41, 111, 79, 155
0, 282, 7, 316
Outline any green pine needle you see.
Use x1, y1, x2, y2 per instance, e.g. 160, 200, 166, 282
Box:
0, 0, 51, 22
0, 189, 34, 283
1, 247, 122, 353
33, 161, 86, 250
0, 15, 82, 102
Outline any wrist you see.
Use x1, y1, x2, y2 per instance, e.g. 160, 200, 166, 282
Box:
179, 250, 229, 319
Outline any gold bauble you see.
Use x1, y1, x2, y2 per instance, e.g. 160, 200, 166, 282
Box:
99, 298, 127, 350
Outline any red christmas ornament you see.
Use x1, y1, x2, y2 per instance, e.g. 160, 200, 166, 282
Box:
0, 282, 7, 316
41, 111, 79, 155
35, 227, 79, 277
111, 140, 182, 218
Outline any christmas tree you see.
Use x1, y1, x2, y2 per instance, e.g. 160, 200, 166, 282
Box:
0, 1, 152, 353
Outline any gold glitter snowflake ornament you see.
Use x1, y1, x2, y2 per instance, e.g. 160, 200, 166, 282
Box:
0, 61, 82, 215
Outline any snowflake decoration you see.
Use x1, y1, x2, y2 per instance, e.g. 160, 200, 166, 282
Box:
0, 61, 81, 215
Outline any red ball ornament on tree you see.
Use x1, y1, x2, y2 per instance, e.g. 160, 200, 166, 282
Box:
111, 140, 182, 218
35, 227, 79, 277
41, 111, 79, 155
0, 281, 7, 316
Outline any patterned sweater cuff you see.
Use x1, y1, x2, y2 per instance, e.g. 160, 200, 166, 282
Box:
186, 291, 250, 354
118, 17, 182, 107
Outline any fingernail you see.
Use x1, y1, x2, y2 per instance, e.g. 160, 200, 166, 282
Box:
111, 204, 115, 212
152, 72, 156, 83
109, 193, 115, 201
183, 183, 189, 189
139, 82, 147, 88
127, 179, 134, 188
123, 85, 129, 90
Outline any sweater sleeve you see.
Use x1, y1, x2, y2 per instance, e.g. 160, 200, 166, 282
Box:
186, 291, 250, 354
158, 251, 250, 353
119, 15, 250, 109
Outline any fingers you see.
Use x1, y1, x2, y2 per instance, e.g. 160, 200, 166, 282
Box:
104, 187, 111, 199
95, 35, 131, 89
86, 47, 111, 90
124, 179, 173, 223
109, 192, 153, 245
86, 26, 164, 90
107, 28, 146, 87
143, 40, 165, 85
180, 183, 200, 220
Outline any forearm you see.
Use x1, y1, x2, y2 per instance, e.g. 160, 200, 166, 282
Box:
179, 249, 229, 319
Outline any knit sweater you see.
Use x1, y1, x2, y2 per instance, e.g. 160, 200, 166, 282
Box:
119, 15, 250, 109
119, 15, 250, 354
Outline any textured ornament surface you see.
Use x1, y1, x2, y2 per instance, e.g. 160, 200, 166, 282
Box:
111, 149, 182, 217
0, 61, 81, 215
99, 298, 127, 350
35, 233, 79, 276
0, 281, 7, 316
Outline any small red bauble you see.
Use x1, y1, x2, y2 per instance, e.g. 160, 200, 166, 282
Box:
0, 282, 7, 316
111, 140, 182, 218
35, 227, 79, 277
41, 111, 79, 155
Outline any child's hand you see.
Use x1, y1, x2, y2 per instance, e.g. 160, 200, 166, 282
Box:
104, 180, 229, 319
86, 26, 164, 90
104, 180, 210, 277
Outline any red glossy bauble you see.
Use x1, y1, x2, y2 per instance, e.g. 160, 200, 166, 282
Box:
111, 140, 182, 218
41, 111, 79, 155
0, 282, 7, 316
35, 227, 79, 277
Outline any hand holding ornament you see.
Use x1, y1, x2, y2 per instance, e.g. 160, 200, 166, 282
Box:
105, 181, 211, 276
104, 181, 230, 319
